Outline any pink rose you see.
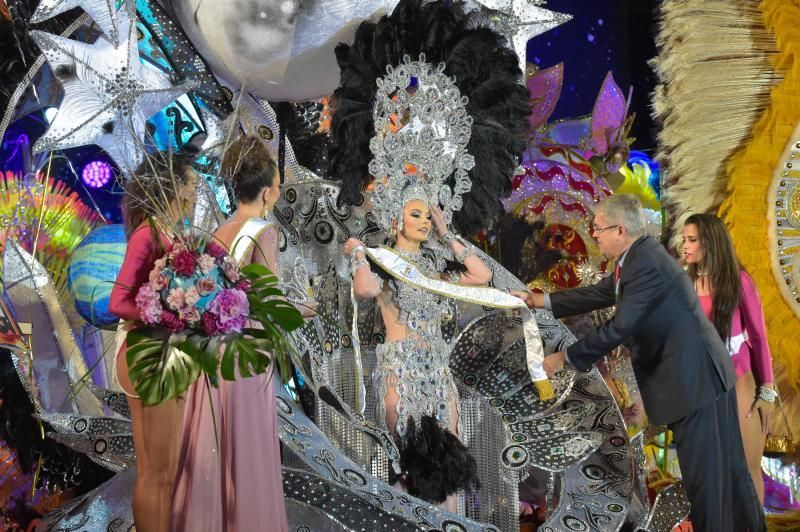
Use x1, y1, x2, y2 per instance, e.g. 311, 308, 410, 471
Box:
222, 256, 240, 282
196, 253, 216, 274
135, 284, 163, 325
172, 250, 197, 277
202, 311, 220, 336
184, 286, 200, 306
206, 241, 227, 260
149, 270, 169, 290
207, 288, 249, 333
161, 310, 185, 333
166, 287, 186, 310
179, 306, 201, 325
196, 277, 217, 296
235, 279, 251, 292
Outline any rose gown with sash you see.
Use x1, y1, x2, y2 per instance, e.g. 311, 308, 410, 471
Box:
171, 218, 288, 532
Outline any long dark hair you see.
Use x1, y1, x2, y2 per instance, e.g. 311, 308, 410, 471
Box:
684, 213, 742, 340
122, 150, 196, 238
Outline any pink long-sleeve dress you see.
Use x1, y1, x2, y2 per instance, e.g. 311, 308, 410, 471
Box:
698, 270, 774, 384
109, 224, 171, 393
170, 219, 288, 532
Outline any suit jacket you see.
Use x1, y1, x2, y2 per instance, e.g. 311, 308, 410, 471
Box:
550, 235, 737, 425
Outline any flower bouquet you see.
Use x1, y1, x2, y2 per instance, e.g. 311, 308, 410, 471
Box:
125, 238, 303, 405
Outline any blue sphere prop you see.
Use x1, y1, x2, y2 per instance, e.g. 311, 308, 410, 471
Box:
68, 224, 127, 327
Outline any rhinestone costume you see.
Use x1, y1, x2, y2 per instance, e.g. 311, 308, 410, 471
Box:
373, 248, 459, 438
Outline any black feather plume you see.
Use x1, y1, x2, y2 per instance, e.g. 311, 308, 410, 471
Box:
329, 0, 530, 236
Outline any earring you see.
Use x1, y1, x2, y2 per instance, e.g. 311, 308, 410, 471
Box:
260, 202, 269, 219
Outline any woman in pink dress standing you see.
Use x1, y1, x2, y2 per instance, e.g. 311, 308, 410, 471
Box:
110, 152, 197, 532
171, 135, 289, 531
683, 212, 776, 504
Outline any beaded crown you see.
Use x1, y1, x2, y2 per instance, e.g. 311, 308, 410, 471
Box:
368, 54, 475, 231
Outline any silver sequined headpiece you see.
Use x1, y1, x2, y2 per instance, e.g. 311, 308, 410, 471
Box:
369, 54, 475, 231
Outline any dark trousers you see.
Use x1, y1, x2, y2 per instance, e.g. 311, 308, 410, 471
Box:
669, 387, 765, 532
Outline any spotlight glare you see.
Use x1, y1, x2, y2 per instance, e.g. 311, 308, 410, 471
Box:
81, 160, 112, 188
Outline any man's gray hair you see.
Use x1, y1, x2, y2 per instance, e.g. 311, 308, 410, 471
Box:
596, 194, 646, 236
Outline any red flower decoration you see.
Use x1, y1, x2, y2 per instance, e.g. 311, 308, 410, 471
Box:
206, 241, 227, 261
235, 279, 252, 292
202, 311, 221, 336
161, 310, 186, 333
172, 250, 197, 277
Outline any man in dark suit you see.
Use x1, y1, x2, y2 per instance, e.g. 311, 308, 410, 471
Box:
513, 195, 764, 531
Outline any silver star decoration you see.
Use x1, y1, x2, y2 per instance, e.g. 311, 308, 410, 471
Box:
470, 0, 572, 74
31, 2, 195, 175
32, 0, 120, 46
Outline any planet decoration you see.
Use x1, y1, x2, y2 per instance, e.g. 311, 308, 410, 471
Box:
68, 225, 127, 327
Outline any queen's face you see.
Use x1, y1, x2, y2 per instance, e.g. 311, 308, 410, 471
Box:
398, 199, 431, 243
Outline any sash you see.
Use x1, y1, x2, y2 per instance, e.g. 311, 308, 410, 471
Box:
350, 246, 554, 410
231, 218, 274, 266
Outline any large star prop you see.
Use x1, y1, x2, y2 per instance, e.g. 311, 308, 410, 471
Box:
31, 2, 194, 175
31, 0, 120, 46
471, 0, 572, 74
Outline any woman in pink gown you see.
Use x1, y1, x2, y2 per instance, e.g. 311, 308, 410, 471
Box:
171, 135, 288, 531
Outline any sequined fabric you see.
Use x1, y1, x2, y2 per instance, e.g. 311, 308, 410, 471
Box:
373, 248, 459, 439
374, 336, 456, 438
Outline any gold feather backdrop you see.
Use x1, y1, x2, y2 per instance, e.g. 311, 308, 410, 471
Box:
719, 0, 800, 440
654, 0, 800, 450
652, 0, 781, 251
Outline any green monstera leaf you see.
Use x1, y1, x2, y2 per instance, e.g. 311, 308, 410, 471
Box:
126, 328, 203, 406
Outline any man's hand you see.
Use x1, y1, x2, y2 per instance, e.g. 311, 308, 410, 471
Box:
511, 290, 545, 308
543, 351, 566, 378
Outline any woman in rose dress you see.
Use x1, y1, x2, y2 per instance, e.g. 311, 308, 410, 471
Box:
171, 135, 289, 531
110, 152, 197, 532
683, 212, 775, 504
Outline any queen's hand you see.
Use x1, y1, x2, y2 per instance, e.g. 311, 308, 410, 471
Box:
430, 204, 449, 237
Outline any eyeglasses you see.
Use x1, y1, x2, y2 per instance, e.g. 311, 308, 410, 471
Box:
593, 224, 620, 235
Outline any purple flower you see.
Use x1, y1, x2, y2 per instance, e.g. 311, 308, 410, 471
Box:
161, 310, 185, 333
172, 250, 197, 277
135, 284, 163, 325
235, 279, 251, 292
219, 315, 246, 334
207, 288, 249, 334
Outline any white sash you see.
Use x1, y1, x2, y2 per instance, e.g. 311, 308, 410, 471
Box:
231, 218, 274, 266
352, 247, 553, 406
727, 330, 748, 357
